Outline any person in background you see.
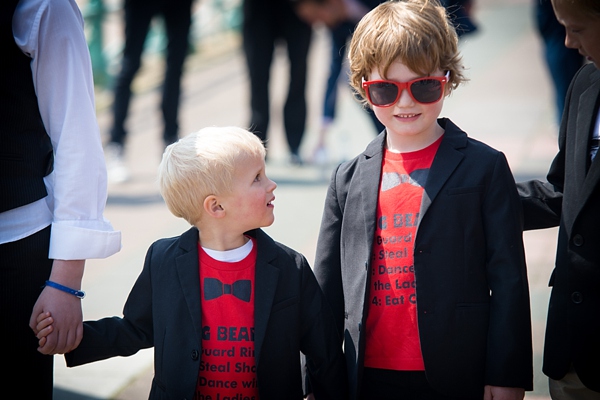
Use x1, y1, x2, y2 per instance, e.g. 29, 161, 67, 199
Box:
1, 0, 121, 398
309, 1, 533, 398
442, 0, 478, 36
242, 0, 345, 166
242, 0, 311, 165
310, 0, 385, 165
534, 0, 583, 123
517, 0, 600, 397
34, 127, 348, 400
105, 0, 195, 182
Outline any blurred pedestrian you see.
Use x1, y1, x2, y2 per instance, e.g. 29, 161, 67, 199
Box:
534, 0, 583, 123
242, 0, 333, 166
1, 0, 121, 397
442, 0, 478, 37
311, 0, 385, 165
517, 0, 600, 397
106, 0, 194, 182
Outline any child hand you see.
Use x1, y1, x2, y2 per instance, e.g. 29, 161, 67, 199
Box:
34, 311, 54, 352
483, 385, 525, 400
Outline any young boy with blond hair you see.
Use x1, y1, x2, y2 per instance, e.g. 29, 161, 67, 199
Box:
308, 0, 533, 398
35, 126, 348, 399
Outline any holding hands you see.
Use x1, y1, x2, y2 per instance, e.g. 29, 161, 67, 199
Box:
28, 259, 85, 355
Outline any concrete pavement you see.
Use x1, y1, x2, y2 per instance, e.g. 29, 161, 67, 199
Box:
54, 0, 560, 398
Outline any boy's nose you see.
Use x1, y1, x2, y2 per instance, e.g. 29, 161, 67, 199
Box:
564, 33, 578, 50
268, 178, 277, 191
395, 88, 414, 106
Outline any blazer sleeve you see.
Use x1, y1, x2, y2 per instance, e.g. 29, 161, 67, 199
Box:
313, 164, 347, 337
517, 178, 562, 230
65, 244, 156, 366
299, 254, 348, 400
484, 153, 533, 389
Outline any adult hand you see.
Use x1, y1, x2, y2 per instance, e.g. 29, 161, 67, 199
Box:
483, 385, 525, 400
29, 259, 85, 354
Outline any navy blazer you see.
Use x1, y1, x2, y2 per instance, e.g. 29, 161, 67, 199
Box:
518, 63, 600, 392
313, 118, 533, 399
66, 228, 348, 399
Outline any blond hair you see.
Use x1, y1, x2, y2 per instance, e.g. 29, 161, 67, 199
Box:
158, 126, 266, 226
348, 0, 467, 105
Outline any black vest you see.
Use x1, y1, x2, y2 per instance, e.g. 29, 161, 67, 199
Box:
0, 0, 54, 213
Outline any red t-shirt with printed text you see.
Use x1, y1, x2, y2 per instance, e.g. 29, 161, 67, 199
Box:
195, 240, 259, 400
364, 136, 442, 371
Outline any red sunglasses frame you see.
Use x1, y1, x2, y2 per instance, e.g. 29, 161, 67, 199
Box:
362, 71, 450, 107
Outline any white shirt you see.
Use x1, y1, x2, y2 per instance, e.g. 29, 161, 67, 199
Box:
591, 107, 600, 162
0, 0, 121, 260
202, 239, 254, 262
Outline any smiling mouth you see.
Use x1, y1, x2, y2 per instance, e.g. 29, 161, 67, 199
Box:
396, 113, 419, 118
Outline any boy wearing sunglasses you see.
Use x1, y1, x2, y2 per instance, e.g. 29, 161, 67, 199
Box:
309, 0, 533, 399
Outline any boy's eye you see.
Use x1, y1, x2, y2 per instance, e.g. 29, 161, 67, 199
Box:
254, 174, 261, 182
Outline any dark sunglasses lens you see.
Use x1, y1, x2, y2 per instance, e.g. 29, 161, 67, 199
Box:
410, 79, 443, 103
368, 82, 398, 106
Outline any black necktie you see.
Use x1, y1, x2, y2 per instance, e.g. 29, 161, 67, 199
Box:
204, 278, 251, 302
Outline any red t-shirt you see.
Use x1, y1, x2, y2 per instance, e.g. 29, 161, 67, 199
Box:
364, 137, 442, 371
195, 239, 259, 400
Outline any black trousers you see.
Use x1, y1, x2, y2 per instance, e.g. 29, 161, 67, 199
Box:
110, 0, 193, 147
360, 368, 480, 400
242, 0, 312, 155
0, 226, 54, 398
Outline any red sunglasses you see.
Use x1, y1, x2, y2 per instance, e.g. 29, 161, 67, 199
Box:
362, 71, 450, 106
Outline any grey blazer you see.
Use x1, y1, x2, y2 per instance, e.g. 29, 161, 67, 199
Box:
518, 63, 600, 392
313, 118, 533, 399
66, 227, 348, 399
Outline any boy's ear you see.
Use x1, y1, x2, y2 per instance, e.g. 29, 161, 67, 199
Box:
203, 195, 225, 218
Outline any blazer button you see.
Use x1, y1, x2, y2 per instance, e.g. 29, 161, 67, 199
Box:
571, 292, 583, 304
572, 234, 584, 247
191, 349, 199, 360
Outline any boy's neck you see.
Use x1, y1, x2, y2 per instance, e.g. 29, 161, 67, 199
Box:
385, 121, 445, 153
197, 225, 251, 252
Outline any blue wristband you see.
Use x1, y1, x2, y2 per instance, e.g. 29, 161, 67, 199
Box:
45, 280, 85, 299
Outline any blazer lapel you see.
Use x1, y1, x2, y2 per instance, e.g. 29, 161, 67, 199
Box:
567, 69, 600, 225
252, 230, 280, 367
361, 133, 385, 244
579, 71, 600, 210
419, 119, 467, 224
176, 227, 203, 344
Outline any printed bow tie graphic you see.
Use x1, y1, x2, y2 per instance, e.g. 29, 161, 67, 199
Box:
204, 278, 251, 302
